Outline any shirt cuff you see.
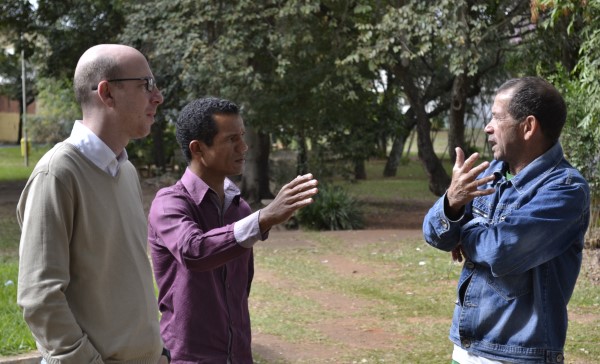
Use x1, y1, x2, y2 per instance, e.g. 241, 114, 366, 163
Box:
443, 192, 465, 222
234, 211, 263, 248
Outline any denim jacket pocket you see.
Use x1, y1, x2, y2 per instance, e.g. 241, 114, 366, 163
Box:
471, 198, 491, 221
486, 271, 532, 301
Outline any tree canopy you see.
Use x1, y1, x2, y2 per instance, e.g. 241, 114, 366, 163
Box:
1, 0, 598, 204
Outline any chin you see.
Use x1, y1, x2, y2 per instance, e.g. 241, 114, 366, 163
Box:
139, 125, 153, 137
233, 165, 245, 175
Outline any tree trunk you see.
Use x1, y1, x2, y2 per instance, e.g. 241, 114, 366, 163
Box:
416, 112, 451, 196
448, 73, 468, 162
296, 134, 308, 175
241, 127, 273, 205
383, 109, 416, 177
256, 131, 273, 199
383, 135, 405, 177
396, 65, 450, 196
241, 126, 260, 204
354, 158, 367, 180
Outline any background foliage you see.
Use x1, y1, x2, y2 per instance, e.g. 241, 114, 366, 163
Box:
0, 0, 598, 231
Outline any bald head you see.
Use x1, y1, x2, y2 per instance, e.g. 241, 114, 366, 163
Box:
73, 44, 148, 106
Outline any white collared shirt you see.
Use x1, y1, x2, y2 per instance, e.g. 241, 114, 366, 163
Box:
453, 345, 510, 364
65, 121, 128, 177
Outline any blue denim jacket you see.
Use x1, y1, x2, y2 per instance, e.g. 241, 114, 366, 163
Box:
423, 143, 590, 363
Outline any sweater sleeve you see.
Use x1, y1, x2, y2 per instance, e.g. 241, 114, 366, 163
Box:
17, 171, 103, 364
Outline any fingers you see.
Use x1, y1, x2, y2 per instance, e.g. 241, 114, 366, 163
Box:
291, 197, 316, 209
453, 149, 490, 186
461, 153, 489, 177
447, 149, 495, 210
270, 174, 318, 211
475, 174, 496, 187
286, 173, 316, 189
259, 175, 318, 231
281, 174, 318, 197
454, 147, 465, 169
451, 246, 463, 262
288, 188, 318, 207
467, 159, 490, 179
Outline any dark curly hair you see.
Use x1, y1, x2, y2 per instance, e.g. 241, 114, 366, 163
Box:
175, 97, 239, 163
497, 76, 566, 144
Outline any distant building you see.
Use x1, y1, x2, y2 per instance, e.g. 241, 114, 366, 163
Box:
0, 94, 36, 143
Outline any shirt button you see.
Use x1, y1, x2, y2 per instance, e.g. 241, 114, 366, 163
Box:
441, 220, 449, 229
462, 339, 471, 348
556, 353, 564, 362
466, 262, 475, 269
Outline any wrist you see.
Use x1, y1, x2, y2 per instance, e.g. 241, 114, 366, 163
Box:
444, 194, 464, 221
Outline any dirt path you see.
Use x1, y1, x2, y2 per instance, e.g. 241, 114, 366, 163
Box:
250, 229, 425, 363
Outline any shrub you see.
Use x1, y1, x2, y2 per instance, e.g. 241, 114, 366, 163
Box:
296, 184, 363, 231
28, 77, 79, 143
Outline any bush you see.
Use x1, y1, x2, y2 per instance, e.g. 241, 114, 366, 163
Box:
28, 77, 79, 143
296, 184, 363, 231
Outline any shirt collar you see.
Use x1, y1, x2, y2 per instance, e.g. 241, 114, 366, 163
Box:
65, 120, 128, 176
180, 167, 241, 208
489, 142, 564, 192
486, 142, 564, 191
509, 142, 564, 192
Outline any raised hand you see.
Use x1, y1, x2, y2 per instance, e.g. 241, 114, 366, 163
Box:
446, 147, 495, 218
259, 174, 318, 232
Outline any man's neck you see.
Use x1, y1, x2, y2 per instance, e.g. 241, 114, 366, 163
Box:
190, 165, 225, 203
81, 119, 125, 156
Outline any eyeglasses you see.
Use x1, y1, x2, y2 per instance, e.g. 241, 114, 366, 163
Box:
92, 77, 156, 93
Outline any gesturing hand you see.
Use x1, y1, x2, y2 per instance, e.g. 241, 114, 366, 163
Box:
259, 173, 318, 232
446, 147, 495, 218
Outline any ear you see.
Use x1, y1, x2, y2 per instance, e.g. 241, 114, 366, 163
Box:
189, 140, 206, 159
96, 81, 116, 107
522, 115, 540, 141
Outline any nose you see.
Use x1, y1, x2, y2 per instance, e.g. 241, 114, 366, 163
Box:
152, 87, 164, 105
239, 138, 249, 153
484, 120, 493, 134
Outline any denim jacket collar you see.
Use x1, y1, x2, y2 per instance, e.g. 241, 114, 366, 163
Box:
511, 142, 564, 193
492, 142, 564, 193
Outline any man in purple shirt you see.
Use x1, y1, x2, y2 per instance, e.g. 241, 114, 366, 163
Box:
148, 97, 318, 363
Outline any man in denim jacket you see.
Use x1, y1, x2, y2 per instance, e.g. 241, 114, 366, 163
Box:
423, 77, 590, 364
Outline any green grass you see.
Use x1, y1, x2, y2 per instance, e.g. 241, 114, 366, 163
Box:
0, 210, 21, 259
251, 233, 600, 363
334, 158, 444, 202
0, 144, 50, 356
0, 260, 36, 356
0, 144, 50, 181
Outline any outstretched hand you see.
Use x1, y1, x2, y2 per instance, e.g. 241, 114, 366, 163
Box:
259, 174, 318, 232
446, 147, 495, 218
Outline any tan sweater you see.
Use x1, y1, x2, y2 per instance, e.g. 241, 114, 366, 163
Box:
17, 143, 162, 364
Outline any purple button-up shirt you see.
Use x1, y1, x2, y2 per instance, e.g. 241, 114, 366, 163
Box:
148, 168, 265, 363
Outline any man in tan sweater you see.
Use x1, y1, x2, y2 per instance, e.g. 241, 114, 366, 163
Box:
17, 44, 170, 364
